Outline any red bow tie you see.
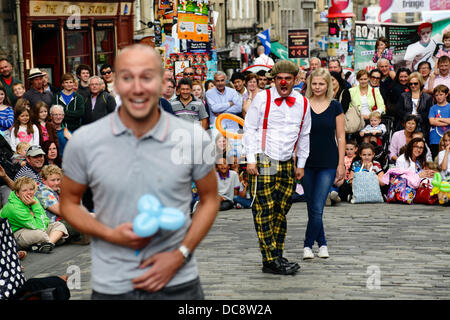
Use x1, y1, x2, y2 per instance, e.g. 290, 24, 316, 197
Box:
274, 96, 296, 107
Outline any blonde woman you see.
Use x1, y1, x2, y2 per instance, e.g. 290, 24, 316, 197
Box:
301, 68, 345, 260
348, 69, 385, 120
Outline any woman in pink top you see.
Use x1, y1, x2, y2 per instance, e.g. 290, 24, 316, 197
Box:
389, 114, 418, 162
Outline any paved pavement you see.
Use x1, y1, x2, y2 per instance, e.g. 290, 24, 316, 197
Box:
22, 202, 450, 300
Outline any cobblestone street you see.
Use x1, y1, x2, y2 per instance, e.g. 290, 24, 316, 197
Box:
23, 202, 450, 300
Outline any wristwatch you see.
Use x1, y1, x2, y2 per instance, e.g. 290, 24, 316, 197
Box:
178, 245, 192, 264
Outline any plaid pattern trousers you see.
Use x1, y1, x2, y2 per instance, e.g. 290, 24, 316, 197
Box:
248, 154, 296, 263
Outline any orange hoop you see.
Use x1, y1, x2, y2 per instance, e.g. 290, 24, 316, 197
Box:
215, 113, 244, 140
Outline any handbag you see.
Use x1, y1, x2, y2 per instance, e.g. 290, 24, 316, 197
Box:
386, 174, 416, 204
372, 87, 378, 111
344, 103, 365, 133
352, 165, 384, 203
413, 179, 438, 205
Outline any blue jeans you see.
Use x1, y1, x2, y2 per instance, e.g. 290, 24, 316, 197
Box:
301, 167, 336, 249
233, 196, 252, 208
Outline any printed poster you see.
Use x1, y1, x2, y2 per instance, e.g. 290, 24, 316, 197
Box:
354, 17, 450, 72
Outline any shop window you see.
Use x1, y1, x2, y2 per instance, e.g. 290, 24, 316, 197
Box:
66, 30, 91, 75
95, 27, 114, 74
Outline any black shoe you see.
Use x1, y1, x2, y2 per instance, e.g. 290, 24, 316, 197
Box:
262, 258, 298, 275
279, 257, 300, 271
30, 242, 55, 254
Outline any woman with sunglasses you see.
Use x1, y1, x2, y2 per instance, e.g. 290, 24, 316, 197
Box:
369, 69, 382, 88
396, 72, 433, 135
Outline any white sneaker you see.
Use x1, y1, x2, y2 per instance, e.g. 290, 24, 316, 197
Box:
303, 247, 314, 259
330, 191, 341, 204
318, 246, 329, 259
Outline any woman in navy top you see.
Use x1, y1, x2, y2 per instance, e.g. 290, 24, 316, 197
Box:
301, 68, 345, 260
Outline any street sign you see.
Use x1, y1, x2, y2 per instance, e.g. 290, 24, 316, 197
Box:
287, 29, 310, 59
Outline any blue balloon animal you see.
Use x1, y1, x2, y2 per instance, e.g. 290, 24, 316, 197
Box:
133, 194, 186, 238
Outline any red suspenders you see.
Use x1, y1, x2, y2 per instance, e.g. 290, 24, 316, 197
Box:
261, 89, 308, 153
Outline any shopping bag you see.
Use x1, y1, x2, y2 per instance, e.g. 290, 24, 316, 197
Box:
387, 174, 416, 204
352, 167, 384, 203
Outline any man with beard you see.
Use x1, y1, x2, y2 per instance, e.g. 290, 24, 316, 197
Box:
243, 60, 311, 275
0, 58, 22, 106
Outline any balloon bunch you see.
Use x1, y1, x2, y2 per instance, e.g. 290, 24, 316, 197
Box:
133, 194, 186, 238
430, 173, 450, 205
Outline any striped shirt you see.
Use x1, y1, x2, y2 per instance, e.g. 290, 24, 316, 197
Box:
169, 95, 208, 122
14, 163, 42, 186
0, 106, 14, 131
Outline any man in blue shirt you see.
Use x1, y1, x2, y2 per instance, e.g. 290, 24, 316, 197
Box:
205, 71, 242, 132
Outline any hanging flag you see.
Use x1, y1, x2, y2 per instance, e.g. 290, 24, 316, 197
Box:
257, 29, 271, 55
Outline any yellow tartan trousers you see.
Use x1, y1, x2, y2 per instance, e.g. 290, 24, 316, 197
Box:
248, 154, 296, 263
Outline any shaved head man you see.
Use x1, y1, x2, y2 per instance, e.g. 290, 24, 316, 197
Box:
60, 44, 219, 299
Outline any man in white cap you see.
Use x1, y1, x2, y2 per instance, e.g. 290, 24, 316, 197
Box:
22, 68, 53, 108
243, 59, 311, 275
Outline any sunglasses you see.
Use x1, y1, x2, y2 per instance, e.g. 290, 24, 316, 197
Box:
409, 82, 419, 86
101, 70, 112, 75
184, 72, 194, 76
371, 76, 381, 80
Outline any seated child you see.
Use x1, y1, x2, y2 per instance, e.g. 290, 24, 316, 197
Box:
11, 141, 30, 167
339, 143, 386, 202
0, 176, 68, 253
35, 165, 89, 244
234, 171, 252, 208
359, 111, 386, 145
216, 157, 240, 211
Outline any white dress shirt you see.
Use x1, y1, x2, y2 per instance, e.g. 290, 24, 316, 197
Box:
243, 87, 311, 168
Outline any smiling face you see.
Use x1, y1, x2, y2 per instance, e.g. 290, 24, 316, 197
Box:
0, 60, 12, 77
179, 84, 192, 101
43, 173, 61, 192
412, 141, 425, 160
216, 158, 229, 175
275, 72, 295, 98
114, 46, 163, 123
398, 72, 409, 86
360, 147, 375, 164
405, 119, 417, 133
26, 154, 45, 171
370, 71, 381, 87
358, 74, 369, 88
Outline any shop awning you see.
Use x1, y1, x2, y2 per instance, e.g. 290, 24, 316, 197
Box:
270, 42, 307, 66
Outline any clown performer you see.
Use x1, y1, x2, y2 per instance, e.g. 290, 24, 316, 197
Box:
243, 60, 311, 275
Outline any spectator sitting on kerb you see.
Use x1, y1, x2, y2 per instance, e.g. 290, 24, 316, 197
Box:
0, 176, 69, 253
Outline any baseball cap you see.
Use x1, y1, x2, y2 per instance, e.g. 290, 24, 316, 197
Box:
26, 145, 46, 157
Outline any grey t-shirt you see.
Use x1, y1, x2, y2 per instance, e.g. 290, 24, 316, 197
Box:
217, 170, 240, 200
62, 107, 213, 294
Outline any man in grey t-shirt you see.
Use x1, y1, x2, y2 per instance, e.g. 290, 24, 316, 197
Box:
60, 44, 219, 299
